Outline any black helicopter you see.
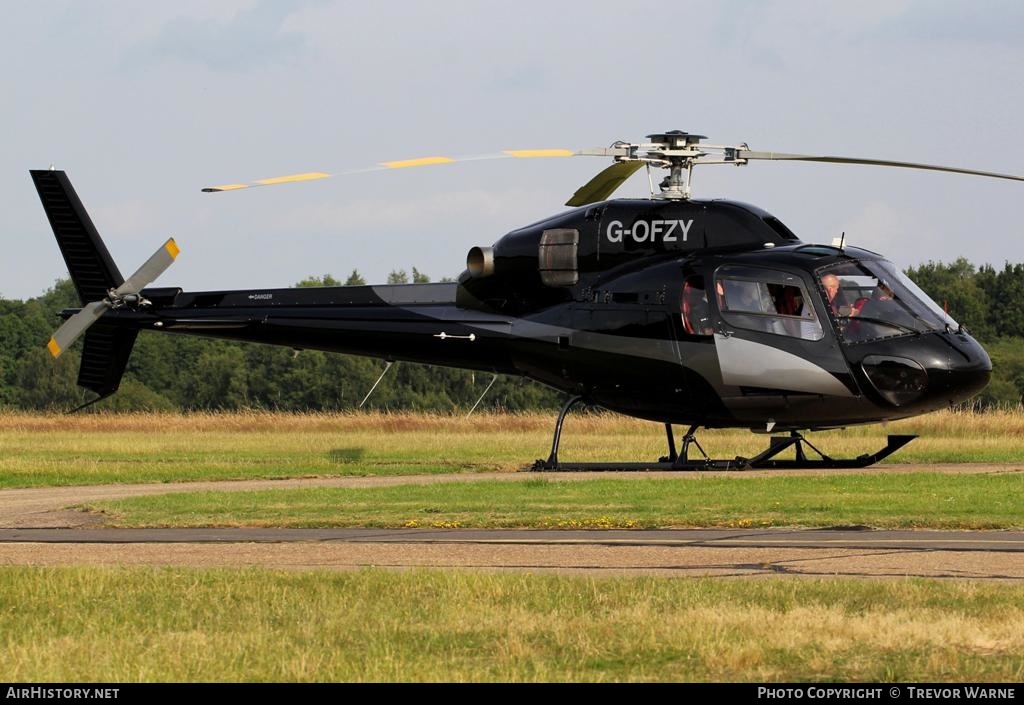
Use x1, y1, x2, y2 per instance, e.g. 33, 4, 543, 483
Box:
33, 131, 1023, 469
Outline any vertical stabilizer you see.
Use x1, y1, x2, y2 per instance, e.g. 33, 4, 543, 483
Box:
31, 169, 124, 305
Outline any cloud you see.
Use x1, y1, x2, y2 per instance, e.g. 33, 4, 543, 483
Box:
839, 200, 920, 266
876, 0, 1024, 47
123, 0, 319, 72
271, 187, 556, 232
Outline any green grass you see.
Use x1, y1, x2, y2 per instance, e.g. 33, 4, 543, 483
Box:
2, 567, 1022, 682
1, 409, 1023, 488
90, 473, 1024, 530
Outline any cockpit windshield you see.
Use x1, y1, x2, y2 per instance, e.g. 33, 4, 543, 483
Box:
817, 260, 958, 344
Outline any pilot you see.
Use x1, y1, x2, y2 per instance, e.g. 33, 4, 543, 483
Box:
821, 274, 842, 314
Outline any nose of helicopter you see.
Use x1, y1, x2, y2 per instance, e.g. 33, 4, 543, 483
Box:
857, 332, 992, 409
923, 333, 993, 404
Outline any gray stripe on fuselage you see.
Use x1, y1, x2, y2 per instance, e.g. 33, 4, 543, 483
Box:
714, 334, 853, 397
371, 283, 458, 304
435, 312, 681, 365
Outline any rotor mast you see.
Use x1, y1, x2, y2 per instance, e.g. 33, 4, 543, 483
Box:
587, 130, 750, 201
646, 131, 705, 200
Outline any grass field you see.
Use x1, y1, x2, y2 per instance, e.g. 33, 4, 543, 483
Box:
91, 472, 1024, 529
2, 567, 1022, 682
0, 408, 1022, 488
3, 409, 1023, 683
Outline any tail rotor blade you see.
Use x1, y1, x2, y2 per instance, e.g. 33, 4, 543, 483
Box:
46, 301, 109, 358
115, 238, 180, 296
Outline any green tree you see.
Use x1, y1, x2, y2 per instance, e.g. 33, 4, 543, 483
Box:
387, 270, 409, 284
412, 267, 430, 284
95, 377, 176, 411
295, 274, 341, 288
183, 347, 250, 409
989, 263, 1024, 339
905, 258, 991, 339
976, 338, 1024, 407
344, 269, 366, 286
14, 348, 84, 409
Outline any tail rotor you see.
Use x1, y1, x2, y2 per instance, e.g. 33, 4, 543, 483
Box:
46, 238, 179, 358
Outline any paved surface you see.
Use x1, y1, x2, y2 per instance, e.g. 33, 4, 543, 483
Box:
1, 466, 1022, 580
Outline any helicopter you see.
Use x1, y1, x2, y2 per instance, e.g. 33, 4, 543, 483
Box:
32, 131, 1023, 469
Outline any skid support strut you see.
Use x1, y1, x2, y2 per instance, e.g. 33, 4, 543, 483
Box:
533, 395, 584, 470
661, 424, 713, 468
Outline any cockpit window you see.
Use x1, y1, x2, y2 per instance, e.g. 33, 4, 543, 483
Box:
714, 266, 823, 341
817, 260, 957, 344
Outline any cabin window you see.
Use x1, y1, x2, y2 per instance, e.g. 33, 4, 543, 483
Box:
681, 276, 714, 337
538, 229, 579, 287
714, 266, 823, 341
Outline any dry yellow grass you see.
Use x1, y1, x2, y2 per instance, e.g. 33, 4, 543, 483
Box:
0, 406, 1020, 436
2, 567, 1022, 682
0, 408, 1021, 489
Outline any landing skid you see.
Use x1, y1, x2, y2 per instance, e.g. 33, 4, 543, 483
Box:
530, 397, 916, 471
738, 432, 917, 469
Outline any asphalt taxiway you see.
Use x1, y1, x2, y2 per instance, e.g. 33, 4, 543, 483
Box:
1, 468, 1021, 580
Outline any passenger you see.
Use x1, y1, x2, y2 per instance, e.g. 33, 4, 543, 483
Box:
724, 280, 762, 313
854, 281, 896, 319
683, 281, 714, 336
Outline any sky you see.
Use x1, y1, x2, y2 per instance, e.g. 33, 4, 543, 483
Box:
2, 1, 1023, 300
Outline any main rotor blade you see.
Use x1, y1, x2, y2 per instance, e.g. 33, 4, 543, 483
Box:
566, 160, 646, 207
736, 150, 1024, 182
115, 238, 180, 296
46, 301, 108, 358
201, 150, 578, 193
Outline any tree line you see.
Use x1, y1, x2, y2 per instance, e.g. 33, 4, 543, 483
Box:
904, 259, 1024, 406
2, 270, 560, 413
1, 259, 1022, 411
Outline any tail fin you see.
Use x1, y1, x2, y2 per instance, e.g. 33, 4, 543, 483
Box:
31, 169, 124, 305
32, 169, 137, 402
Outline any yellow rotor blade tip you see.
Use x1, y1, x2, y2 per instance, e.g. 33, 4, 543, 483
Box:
504, 149, 574, 158
256, 172, 331, 186
165, 239, 180, 259
47, 338, 62, 358
382, 156, 455, 169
